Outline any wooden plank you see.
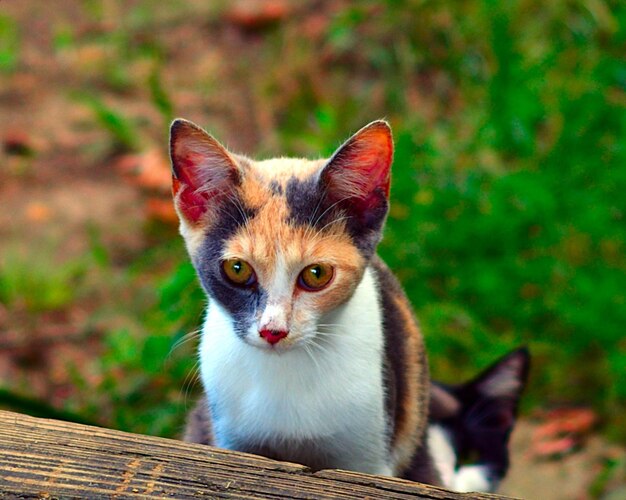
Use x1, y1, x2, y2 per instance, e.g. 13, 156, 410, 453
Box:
0, 411, 512, 499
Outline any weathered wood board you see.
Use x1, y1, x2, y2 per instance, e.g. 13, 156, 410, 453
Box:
0, 410, 513, 499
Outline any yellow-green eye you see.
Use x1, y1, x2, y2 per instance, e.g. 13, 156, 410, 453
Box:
298, 263, 334, 291
222, 258, 256, 286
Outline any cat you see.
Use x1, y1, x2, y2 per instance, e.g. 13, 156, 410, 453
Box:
170, 118, 440, 483
183, 343, 530, 492
428, 347, 530, 492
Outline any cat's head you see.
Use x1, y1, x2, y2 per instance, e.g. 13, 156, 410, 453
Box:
430, 347, 530, 489
169, 119, 393, 351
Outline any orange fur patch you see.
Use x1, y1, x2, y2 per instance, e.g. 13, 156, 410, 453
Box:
390, 293, 428, 472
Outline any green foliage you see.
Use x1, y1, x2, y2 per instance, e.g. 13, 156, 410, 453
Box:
373, 1, 624, 437
76, 93, 141, 152
53, 252, 204, 437
0, 15, 20, 72
148, 67, 174, 124
0, 249, 87, 313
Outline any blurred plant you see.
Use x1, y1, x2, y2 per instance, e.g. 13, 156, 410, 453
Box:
148, 66, 174, 125
0, 15, 20, 73
76, 93, 141, 153
64, 254, 204, 437
0, 249, 87, 313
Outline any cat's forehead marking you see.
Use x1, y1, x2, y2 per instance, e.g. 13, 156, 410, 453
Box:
222, 193, 365, 312
252, 158, 326, 183
234, 158, 324, 212
224, 198, 356, 272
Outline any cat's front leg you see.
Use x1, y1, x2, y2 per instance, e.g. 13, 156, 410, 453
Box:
183, 398, 214, 445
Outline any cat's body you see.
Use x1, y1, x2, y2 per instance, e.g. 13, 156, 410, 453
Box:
185, 346, 530, 493
196, 260, 431, 477
170, 119, 437, 482
170, 119, 530, 490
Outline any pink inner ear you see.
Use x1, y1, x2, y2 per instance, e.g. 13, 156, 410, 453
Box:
172, 153, 215, 224
356, 144, 392, 198
172, 178, 210, 224
170, 120, 239, 225
323, 122, 393, 209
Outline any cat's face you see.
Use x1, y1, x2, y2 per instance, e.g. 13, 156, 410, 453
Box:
169, 119, 393, 351
429, 348, 530, 491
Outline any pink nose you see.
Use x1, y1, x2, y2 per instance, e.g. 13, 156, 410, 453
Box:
259, 329, 288, 345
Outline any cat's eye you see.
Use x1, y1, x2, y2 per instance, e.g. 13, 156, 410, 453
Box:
298, 263, 334, 291
222, 258, 256, 287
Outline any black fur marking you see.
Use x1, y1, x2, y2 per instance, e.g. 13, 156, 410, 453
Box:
431, 348, 530, 483
183, 398, 213, 444
403, 442, 442, 485
371, 257, 438, 484
269, 180, 283, 195
226, 436, 335, 472
285, 175, 388, 259
285, 175, 324, 226
370, 257, 407, 445
194, 196, 265, 338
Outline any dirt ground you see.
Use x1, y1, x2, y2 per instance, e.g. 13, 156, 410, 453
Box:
1, 2, 624, 499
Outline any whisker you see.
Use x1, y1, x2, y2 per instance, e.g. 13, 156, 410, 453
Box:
308, 335, 338, 356
317, 215, 352, 234
317, 323, 378, 333
307, 182, 328, 226
182, 360, 201, 407
302, 342, 323, 373
312, 194, 353, 228
169, 329, 201, 356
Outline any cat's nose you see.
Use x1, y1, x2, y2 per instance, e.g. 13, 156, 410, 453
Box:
259, 329, 289, 345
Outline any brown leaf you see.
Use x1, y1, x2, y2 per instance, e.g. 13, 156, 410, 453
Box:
146, 198, 178, 224
226, 0, 290, 31
531, 436, 577, 458
115, 149, 172, 193
25, 202, 53, 223
530, 407, 598, 459
3, 130, 34, 156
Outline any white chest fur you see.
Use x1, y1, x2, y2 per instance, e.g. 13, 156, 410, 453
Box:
199, 267, 392, 474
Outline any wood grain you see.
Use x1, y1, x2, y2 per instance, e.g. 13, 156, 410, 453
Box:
0, 411, 512, 499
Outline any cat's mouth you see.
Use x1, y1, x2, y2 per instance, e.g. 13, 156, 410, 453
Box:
244, 329, 308, 353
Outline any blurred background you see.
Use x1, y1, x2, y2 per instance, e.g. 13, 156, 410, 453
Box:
0, 1, 624, 497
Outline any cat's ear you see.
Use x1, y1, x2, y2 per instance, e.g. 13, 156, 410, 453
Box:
429, 383, 461, 420
464, 347, 530, 431
169, 119, 241, 224
320, 120, 393, 220
472, 347, 530, 402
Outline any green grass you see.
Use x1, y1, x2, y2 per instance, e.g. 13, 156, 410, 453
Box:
0, 15, 20, 73
75, 93, 141, 153
0, 249, 87, 313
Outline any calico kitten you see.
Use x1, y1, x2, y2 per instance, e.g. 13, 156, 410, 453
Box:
184, 345, 530, 492
428, 347, 530, 492
170, 118, 439, 482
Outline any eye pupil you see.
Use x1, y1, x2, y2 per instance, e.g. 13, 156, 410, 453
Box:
299, 263, 334, 291
222, 258, 255, 287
